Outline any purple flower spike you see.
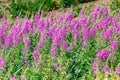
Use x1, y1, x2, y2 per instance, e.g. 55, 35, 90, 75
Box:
82, 29, 90, 41
33, 50, 40, 59
38, 40, 45, 49
1, 17, 7, 24
110, 41, 118, 52
93, 59, 98, 70
10, 77, 17, 80
115, 68, 120, 75
103, 66, 110, 74
34, 13, 40, 21
23, 37, 31, 47
97, 50, 110, 61
50, 47, 57, 57
23, 58, 28, 65
54, 65, 59, 71
0, 58, 6, 69
67, 13, 74, 22
103, 29, 113, 41
4, 34, 12, 48
39, 61, 43, 67
90, 29, 96, 38
103, 7, 109, 15
80, 10, 85, 17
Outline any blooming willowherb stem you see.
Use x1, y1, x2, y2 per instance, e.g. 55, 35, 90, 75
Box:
4, 34, 13, 48
10, 77, 17, 80
0, 58, 6, 69
54, 64, 62, 72
103, 7, 109, 16
97, 50, 110, 61
34, 13, 40, 21
103, 66, 110, 74
23, 37, 31, 48
115, 68, 120, 75
103, 29, 113, 42
23, 58, 28, 66
110, 41, 118, 52
33, 49, 40, 60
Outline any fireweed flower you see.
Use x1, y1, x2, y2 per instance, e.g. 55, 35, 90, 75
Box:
82, 41, 88, 47
12, 36, 21, 47
3, 23, 10, 31
108, 55, 116, 62
62, 42, 69, 52
97, 50, 110, 61
23, 47, 29, 52
94, 22, 102, 31
110, 41, 118, 52
37, 20, 46, 34
103, 7, 109, 15
54, 65, 59, 71
67, 13, 74, 22
103, 29, 113, 41
93, 59, 99, 70
0, 29, 4, 43
67, 46, 73, 52
118, 13, 120, 17
111, 18, 118, 27
52, 37, 61, 47
91, 11, 97, 19
39, 60, 43, 67
52, 28, 66, 47
46, 30, 53, 39
11, 27, 21, 35
0, 58, 6, 69
89, 29, 96, 39
23, 58, 28, 65
11, 27, 22, 46
34, 13, 40, 21
113, 26, 120, 34
21, 75, 26, 80
1, 17, 7, 24
101, 17, 109, 29
38, 40, 45, 49
50, 45, 57, 57
4, 34, 12, 48
33, 50, 40, 59
14, 17, 20, 26
115, 68, 120, 75
91, 7, 101, 19
93, 59, 99, 75
82, 29, 90, 47
80, 10, 85, 17
103, 66, 110, 74
82, 29, 90, 41
84, 19, 90, 29
72, 31, 79, 45
54, 65, 62, 72
10, 77, 17, 80
23, 37, 31, 47
23, 21, 33, 34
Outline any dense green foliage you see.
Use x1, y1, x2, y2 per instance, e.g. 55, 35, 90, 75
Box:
110, 0, 120, 15
60, 0, 77, 8
7, 0, 57, 18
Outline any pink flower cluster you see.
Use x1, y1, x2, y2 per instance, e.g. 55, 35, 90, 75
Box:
0, 58, 6, 69
97, 50, 110, 61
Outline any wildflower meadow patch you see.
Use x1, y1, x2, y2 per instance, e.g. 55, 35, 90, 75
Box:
0, 7, 120, 80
